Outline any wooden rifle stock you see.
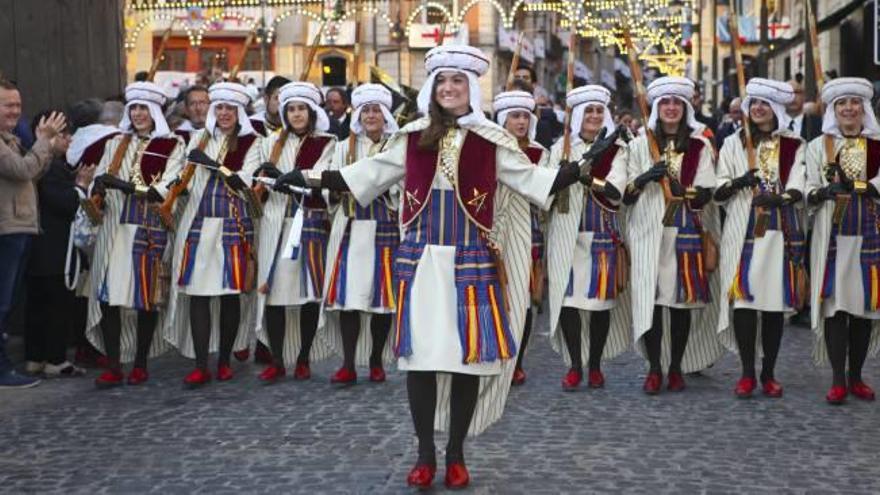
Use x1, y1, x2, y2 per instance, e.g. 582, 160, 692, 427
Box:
147, 21, 176, 82
505, 32, 525, 91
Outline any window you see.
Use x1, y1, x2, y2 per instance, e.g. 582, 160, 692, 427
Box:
321, 56, 347, 86
200, 48, 228, 71
157, 48, 187, 72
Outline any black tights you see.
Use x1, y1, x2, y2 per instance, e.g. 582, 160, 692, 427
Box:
824, 311, 873, 386
407, 371, 479, 466
643, 306, 691, 374
560, 308, 610, 371
189, 295, 240, 369
99, 304, 158, 369
515, 309, 533, 370
339, 311, 392, 370
264, 303, 320, 367
732, 309, 784, 381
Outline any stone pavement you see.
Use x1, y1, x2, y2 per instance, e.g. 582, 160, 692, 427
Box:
1, 315, 879, 494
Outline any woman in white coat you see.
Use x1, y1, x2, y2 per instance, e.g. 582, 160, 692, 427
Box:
715, 78, 806, 398
806, 77, 880, 404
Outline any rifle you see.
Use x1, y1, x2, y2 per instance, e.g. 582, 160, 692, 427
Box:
228, 28, 257, 82
147, 20, 176, 82
555, 29, 577, 214
505, 32, 525, 91
300, 21, 326, 81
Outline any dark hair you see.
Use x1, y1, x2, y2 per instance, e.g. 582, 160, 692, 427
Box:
183, 85, 209, 106
652, 99, 692, 153
326, 87, 349, 105
418, 77, 458, 150
516, 65, 537, 83
134, 71, 149, 82
741, 100, 778, 146
282, 101, 317, 134
265, 76, 290, 97
68, 98, 103, 131
509, 78, 533, 93
0, 76, 17, 91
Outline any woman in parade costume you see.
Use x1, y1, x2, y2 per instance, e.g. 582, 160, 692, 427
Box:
274, 44, 590, 489
806, 77, 880, 404
164, 82, 262, 387
491, 89, 549, 386
715, 78, 806, 399
252, 81, 336, 383
625, 77, 724, 394
544, 85, 633, 391
85, 82, 184, 387
320, 83, 399, 385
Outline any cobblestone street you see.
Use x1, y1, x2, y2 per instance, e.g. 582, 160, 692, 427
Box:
2, 316, 879, 494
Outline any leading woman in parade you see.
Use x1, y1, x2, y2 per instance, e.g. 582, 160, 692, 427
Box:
273, 43, 590, 489
806, 77, 880, 404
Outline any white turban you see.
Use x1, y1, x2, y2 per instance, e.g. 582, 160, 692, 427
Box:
646, 76, 702, 132
820, 77, 880, 138
349, 83, 399, 135
205, 82, 255, 136
493, 90, 537, 141
416, 44, 491, 126
566, 84, 616, 139
278, 81, 330, 133
740, 78, 795, 132
118, 82, 171, 138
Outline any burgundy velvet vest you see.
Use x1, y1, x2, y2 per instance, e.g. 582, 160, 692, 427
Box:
678, 138, 707, 187
77, 132, 120, 168
777, 136, 801, 187
295, 135, 332, 208
401, 131, 497, 231
219, 134, 258, 172
590, 145, 621, 210
139, 137, 179, 181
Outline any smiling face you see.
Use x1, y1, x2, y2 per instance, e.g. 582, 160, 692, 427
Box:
749, 99, 775, 129
580, 104, 605, 140
834, 96, 865, 134
359, 103, 386, 137
434, 71, 471, 117
0, 87, 22, 133
128, 103, 155, 135
214, 103, 239, 133
657, 97, 685, 127
503, 110, 531, 139
286, 102, 311, 134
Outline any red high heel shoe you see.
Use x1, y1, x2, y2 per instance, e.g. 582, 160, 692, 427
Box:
667, 372, 686, 392
561, 368, 582, 391
184, 368, 212, 388
369, 366, 386, 383
511, 368, 526, 386
406, 463, 436, 489
258, 365, 285, 384
761, 378, 784, 398
330, 367, 357, 385
127, 367, 149, 386
293, 362, 311, 380
587, 369, 605, 389
826, 385, 847, 405
849, 380, 875, 401
95, 368, 124, 389
444, 461, 470, 490
216, 363, 234, 381
643, 372, 662, 395
734, 377, 757, 398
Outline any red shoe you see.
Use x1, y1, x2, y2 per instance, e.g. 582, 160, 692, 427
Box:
561, 368, 582, 391
643, 372, 662, 395
258, 365, 286, 384
184, 368, 212, 388
667, 372, 686, 392
588, 369, 605, 389
444, 461, 470, 490
849, 380, 876, 401
127, 367, 149, 386
406, 463, 436, 489
761, 378, 784, 398
95, 368, 124, 389
217, 363, 234, 381
734, 377, 757, 398
254, 343, 273, 365
826, 385, 847, 405
294, 362, 311, 380
233, 348, 250, 362
511, 368, 526, 386
330, 367, 357, 385
369, 366, 386, 383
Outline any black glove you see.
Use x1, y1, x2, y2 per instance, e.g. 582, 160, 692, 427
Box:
689, 186, 713, 209
550, 161, 580, 195
95, 174, 135, 195
731, 169, 760, 190
255, 162, 282, 179
752, 193, 786, 208
580, 128, 616, 166
223, 171, 247, 192
867, 184, 880, 199
668, 178, 685, 198
633, 161, 668, 189
274, 169, 307, 191
146, 187, 163, 203
811, 182, 851, 203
